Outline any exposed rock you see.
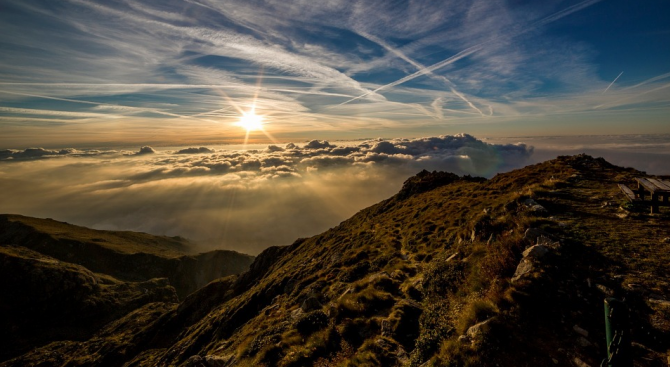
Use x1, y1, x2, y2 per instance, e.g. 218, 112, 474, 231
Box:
595, 284, 614, 296
573, 325, 589, 337
573, 357, 591, 367
648, 298, 670, 307
537, 235, 561, 249
523, 198, 539, 207
512, 258, 535, 283
462, 317, 496, 345
529, 204, 548, 214
522, 244, 549, 259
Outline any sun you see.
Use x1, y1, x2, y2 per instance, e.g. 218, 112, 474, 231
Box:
236, 110, 264, 132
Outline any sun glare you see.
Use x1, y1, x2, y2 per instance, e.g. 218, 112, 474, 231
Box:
237, 111, 264, 132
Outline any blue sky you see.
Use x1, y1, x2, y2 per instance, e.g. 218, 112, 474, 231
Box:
1, 0, 669, 148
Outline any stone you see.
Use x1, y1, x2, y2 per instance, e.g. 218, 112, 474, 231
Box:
537, 235, 560, 249
573, 357, 591, 367
529, 204, 548, 214
512, 258, 534, 283
465, 317, 495, 344
290, 308, 304, 321
648, 298, 670, 307
595, 284, 614, 296
523, 198, 539, 207
522, 245, 549, 259
573, 325, 589, 337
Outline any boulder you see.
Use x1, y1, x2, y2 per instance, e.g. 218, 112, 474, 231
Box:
522, 245, 549, 259
512, 258, 534, 283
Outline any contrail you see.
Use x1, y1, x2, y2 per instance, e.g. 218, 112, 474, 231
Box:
337, 0, 603, 107
603, 71, 623, 94
595, 82, 670, 110
624, 71, 670, 90
336, 44, 482, 106
0, 90, 219, 123
357, 31, 485, 116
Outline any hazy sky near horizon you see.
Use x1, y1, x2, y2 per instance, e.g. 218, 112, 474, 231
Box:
1, 0, 669, 147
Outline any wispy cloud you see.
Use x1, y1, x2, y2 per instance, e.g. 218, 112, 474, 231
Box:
1, 0, 669, 144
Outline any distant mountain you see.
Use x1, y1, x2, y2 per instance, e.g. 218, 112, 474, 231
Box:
2, 155, 669, 366
0, 216, 254, 362
0, 245, 178, 361
0, 215, 254, 298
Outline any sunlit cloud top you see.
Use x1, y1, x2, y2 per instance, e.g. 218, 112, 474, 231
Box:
1, 0, 669, 147
0, 134, 533, 254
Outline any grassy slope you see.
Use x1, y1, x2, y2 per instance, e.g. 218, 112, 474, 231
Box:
3, 155, 669, 367
0, 245, 179, 362
0, 214, 191, 257
0, 215, 255, 298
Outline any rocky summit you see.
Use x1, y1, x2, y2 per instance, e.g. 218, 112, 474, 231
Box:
1, 154, 669, 367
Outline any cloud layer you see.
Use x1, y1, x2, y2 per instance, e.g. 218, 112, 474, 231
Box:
0, 134, 532, 254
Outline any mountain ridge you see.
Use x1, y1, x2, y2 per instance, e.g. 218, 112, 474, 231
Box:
0, 214, 255, 298
1, 154, 669, 366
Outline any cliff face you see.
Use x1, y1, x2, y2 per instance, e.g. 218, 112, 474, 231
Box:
2, 155, 669, 367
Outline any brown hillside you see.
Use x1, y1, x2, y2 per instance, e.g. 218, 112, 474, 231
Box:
0, 215, 255, 298
2, 155, 669, 367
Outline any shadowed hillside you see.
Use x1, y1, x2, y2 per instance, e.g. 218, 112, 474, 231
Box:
2, 155, 669, 367
0, 215, 255, 298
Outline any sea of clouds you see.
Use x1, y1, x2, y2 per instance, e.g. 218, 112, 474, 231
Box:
1, 134, 530, 254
